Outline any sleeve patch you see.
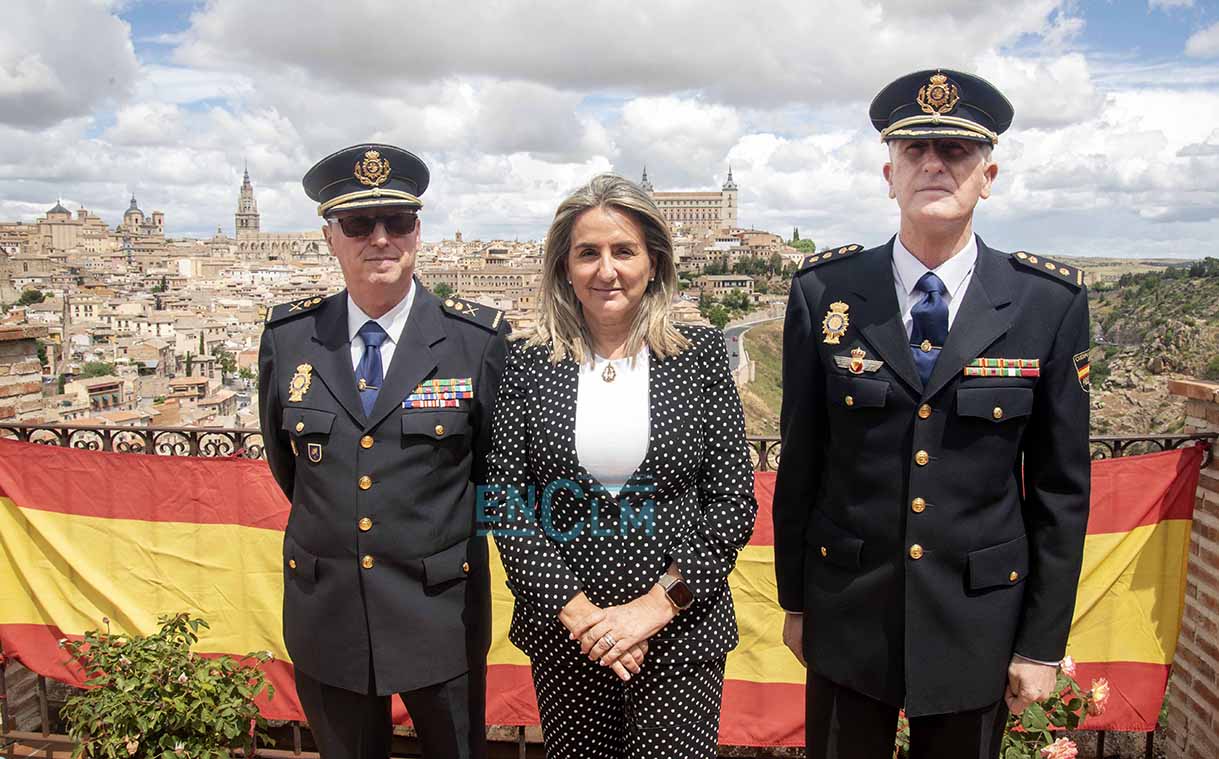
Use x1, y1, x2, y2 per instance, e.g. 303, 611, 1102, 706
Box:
1073, 350, 1091, 392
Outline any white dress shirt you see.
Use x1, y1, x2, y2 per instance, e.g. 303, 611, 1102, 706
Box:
346, 281, 415, 374
891, 234, 977, 340
575, 348, 651, 496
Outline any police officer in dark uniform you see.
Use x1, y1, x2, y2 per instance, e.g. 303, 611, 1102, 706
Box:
773, 71, 1091, 758
258, 144, 509, 759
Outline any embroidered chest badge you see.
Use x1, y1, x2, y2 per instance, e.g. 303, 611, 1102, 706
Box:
288, 363, 313, 402
821, 301, 850, 345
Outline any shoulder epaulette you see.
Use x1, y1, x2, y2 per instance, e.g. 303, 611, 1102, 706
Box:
441, 296, 504, 332
1011, 251, 1085, 289
265, 294, 326, 325
799, 244, 863, 271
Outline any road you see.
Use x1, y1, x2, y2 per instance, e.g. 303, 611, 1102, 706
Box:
724, 315, 783, 372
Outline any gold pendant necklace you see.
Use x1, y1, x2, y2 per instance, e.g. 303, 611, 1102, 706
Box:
601, 363, 616, 383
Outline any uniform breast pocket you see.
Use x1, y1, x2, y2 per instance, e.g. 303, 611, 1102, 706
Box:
827, 375, 890, 411
282, 408, 336, 464
401, 410, 472, 467
956, 387, 1034, 424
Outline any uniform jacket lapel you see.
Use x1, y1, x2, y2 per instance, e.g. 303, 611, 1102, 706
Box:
851, 238, 923, 395
308, 294, 366, 424
921, 236, 1015, 400
366, 284, 444, 431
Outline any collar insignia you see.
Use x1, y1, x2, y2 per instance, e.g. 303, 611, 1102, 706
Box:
354, 150, 392, 187
917, 72, 959, 117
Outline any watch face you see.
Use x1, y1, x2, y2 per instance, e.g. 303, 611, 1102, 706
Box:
667, 580, 695, 610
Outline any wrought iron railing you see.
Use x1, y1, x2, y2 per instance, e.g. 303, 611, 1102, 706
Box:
1, 423, 1215, 759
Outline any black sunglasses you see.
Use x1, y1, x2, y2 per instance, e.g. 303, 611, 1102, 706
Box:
329, 212, 417, 238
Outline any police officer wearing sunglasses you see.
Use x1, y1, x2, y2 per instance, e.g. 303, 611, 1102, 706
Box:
258, 144, 509, 759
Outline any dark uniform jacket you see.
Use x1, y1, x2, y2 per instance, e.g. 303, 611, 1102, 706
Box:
258, 283, 509, 696
486, 325, 758, 663
773, 237, 1091, 716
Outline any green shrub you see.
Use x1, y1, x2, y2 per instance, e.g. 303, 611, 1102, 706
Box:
60, 613, 275, 759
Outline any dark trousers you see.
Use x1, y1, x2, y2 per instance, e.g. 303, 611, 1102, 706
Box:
294, 665, 486, 759
806, 672, 1008, 759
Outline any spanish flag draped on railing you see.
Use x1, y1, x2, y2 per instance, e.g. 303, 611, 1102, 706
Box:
0, 438, 1203, 745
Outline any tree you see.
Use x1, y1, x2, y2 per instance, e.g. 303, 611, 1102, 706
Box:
36, 343, 47, 368
184, 351, 194, 377
213, 347, 237, 382
80, 361, 116, 378
790, 239, 815, 254
768, 253, 784, 276
432, 282, 454, 299
239, 366, 256, 382
706, 305, 730, 329
151, 276, 167, 294
792, 227, 800, 242
17, 289, 44, 306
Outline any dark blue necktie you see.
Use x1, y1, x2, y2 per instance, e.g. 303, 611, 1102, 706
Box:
356, 321, 388, 416
910, 272, 948, 386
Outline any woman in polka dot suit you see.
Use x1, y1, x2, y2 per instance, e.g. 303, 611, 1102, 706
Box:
484, 174, 758, 758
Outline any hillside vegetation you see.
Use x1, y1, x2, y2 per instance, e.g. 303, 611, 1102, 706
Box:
739, 258, 1219, 437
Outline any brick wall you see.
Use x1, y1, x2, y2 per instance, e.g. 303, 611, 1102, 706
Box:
0, 324, 48, 422
1165, 378, 1219, 759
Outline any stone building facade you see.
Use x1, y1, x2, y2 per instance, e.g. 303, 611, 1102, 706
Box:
0, 324, 48, 422
641, 166, 739, 237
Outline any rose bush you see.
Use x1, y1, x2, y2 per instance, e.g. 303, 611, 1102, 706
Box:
59, 613, 275, 759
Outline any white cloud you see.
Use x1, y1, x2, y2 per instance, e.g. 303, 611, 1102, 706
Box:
0, 0, 138, 128
1149, 0, 1194, 9
1186, 22, 1219, 58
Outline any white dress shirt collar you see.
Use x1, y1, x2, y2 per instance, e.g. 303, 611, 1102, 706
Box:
892, 233, 977, 301
346, 280, 415, 346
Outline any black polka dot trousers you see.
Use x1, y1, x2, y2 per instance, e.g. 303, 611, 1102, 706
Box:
530, 643, 726, 759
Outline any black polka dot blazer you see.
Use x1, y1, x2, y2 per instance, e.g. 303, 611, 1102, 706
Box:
485, 324, 758, 663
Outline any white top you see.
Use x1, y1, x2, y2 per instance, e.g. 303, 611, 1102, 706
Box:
891, 234, 977, 339
346, 281, 416, 373
575, 347, 651, 495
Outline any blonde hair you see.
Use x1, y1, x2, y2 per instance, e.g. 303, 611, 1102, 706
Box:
521, 173, 689, 364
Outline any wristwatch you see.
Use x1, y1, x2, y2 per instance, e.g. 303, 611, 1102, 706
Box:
658, 572, 694, 612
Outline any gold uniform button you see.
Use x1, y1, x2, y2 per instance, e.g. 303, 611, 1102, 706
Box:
359, 475, 372, 490
911, 497, 926, 513
918, 404, 932, 420
820, 546, 828, 558
909, 544, 924, 560
435, 424, 445, 436
360, 435, 374, 449
915, 450, 930, 466
462, 562, 470, 574
361, 555, 375, 570
358, 517, 372, 532
295, 421, 305, 433
288, 559, 297, 569
1009, 571, 1020, 582
844, 395, 854, 407
992, 407, 1004, 420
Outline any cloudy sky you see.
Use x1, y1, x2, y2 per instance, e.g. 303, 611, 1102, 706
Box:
2, 0, 1218, 257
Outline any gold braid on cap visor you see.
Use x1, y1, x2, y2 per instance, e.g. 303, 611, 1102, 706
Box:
317, 189, 424, 216
879, 115, 999, 145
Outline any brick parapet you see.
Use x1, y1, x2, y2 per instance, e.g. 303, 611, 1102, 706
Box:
1165, 379, 1219, 758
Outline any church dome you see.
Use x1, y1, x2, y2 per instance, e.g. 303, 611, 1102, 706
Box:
47, 201, 70, 215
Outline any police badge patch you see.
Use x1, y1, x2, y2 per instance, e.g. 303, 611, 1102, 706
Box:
822, 302, 850, 345
1073, 350, 1091, 392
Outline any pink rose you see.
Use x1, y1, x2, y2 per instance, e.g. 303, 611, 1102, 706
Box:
1040, 737, 1079, 759
177, 672, 189, 685
1087, 678, 1110, 716
125, 739, 139, 756
1060, 656, 1076, 679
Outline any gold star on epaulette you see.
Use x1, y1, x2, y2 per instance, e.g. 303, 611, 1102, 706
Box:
1012, 251, 1085, 289
265, 295, 327, 325
442, 297, 504, 332
800, 244, 863, 271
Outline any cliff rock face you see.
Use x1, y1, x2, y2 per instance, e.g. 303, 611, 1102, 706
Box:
1087, 259, 1219, 436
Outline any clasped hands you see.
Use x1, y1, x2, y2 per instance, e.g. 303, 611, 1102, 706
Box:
559, 585, 677, 682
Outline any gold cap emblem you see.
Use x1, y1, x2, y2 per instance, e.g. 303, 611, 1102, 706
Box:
917, 72, 959, 116
821, 301, 850, 345
354, 150, 392, 187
